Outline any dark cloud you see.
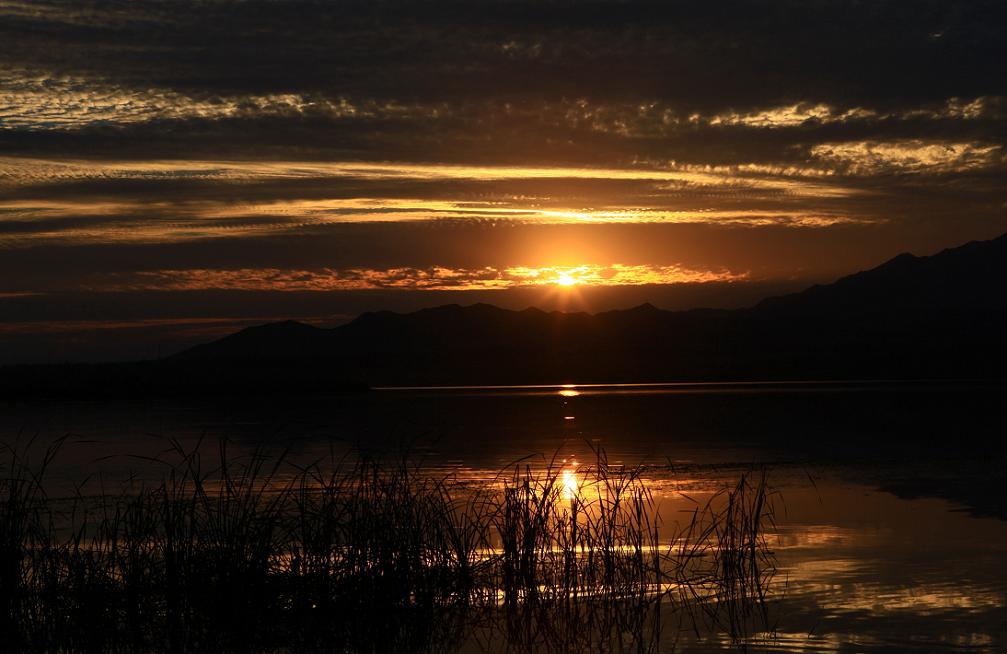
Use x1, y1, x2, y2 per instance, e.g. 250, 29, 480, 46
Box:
4, 0, 1004, 106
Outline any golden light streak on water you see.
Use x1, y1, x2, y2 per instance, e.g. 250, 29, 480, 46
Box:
562, 466, 579, 500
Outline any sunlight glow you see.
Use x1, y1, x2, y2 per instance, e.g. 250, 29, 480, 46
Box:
556, 272, 579, 286
562, 468, 579, 501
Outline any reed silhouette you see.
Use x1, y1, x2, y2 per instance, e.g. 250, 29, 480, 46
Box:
0, 438, 778, 653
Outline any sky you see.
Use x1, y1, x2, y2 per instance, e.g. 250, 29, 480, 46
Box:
1, 0, 1006, 363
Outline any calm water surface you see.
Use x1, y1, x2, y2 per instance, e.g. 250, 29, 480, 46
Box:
4, 382, 1006, 652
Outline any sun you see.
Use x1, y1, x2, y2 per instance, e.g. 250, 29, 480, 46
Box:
556, 272, 578, 286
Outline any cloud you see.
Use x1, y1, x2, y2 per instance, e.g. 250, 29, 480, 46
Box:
1, 1, 1004, 166
73, 263, 747, 293
809, 140, 1003, 175
4, 0, 1003, 106
0, 156, 877, 250
0, 69, 441, 132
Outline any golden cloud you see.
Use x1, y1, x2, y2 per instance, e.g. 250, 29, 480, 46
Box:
92, 264, 748, 292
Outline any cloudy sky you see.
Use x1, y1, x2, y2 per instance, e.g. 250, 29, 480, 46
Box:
1, 0, 1005, 362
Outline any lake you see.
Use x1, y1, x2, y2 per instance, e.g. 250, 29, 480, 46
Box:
3, 381, 1005, 652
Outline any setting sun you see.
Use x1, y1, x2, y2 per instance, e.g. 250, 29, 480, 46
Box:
556, 272, 579, 286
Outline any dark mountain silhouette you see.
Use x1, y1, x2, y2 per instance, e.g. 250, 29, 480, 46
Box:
169, 232, 1007, 386
4, 232, 1005, 397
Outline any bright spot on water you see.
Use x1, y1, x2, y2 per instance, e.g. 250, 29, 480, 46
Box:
562, 468, 579, 500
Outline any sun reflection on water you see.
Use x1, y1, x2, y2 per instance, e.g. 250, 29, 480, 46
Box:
562, 466, 579, 500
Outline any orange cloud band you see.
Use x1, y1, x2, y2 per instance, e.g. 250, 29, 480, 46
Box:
91, 264, 748, 293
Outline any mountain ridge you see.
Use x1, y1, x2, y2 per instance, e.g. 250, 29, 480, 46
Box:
170, 231, 1007, 385
5, 232, 1005, 398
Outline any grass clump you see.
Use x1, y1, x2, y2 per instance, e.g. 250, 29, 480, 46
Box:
0, 438, 777, 653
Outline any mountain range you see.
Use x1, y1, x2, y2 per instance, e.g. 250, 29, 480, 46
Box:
6, 231, 1006, 398
169, 231, 1007, 387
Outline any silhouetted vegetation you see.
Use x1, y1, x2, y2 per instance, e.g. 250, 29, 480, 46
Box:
1, 439, 777, 653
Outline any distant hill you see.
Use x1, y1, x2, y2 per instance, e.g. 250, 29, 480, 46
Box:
170, 232, 1007, 386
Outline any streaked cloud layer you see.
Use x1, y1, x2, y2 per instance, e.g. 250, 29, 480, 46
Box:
71, 264, 747, 293
0, 0, 1005, 361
